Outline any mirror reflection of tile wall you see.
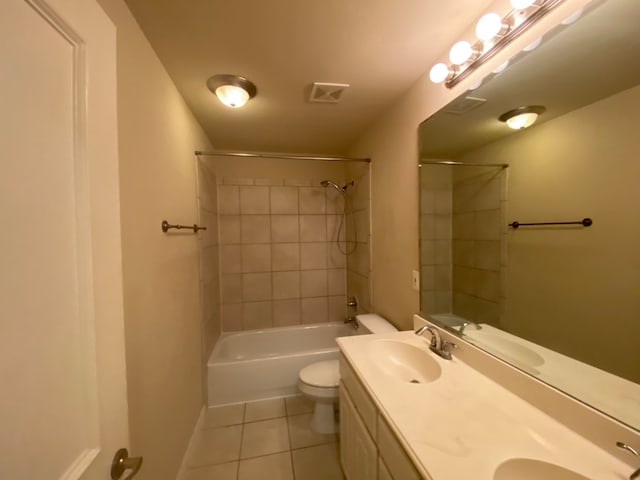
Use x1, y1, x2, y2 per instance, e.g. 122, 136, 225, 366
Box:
420, 165, 507, 327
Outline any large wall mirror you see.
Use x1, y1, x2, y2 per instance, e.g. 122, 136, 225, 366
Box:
418, 0, 639, 432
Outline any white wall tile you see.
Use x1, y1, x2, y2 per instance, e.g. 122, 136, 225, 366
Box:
300, 243, 327, 270
301, 297, 328, 324
240, 186, 270, 214
272, 271, 301, 299
219, 185, 240, 214
221, 274, 242, 303
219, 215, 241, 244
327, 268, 346, 296
241, 244, 271, 272
273, 299, 301, 326
271, 215, 299, 243
221, 304, 243, 331
300, 215, 327, 242
220, 245, 242, 274
270, 186, 298, 214
328, 296, 346, 322
271, 243, 300, 271
241, 215, 271, 244
242, 273, 272, 301
242, 301, 273, 330
299, 187, 326, 214
301, 270, 328, 297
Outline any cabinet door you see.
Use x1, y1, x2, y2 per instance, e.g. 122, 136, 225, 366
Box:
340, 383, 377, 480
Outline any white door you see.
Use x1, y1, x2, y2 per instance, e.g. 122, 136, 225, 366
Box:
0, 0, 132, 479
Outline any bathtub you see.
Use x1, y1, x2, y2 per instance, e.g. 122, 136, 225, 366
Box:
207, 322, 356, 406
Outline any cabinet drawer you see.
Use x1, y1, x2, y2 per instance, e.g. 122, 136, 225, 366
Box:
377, 414, 423, 480
340, 354, 377, 438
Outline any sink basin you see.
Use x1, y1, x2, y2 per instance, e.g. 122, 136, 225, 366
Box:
494, 458, 591, 480
369, 340, 441, 384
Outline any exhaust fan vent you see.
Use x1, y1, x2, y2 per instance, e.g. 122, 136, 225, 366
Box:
444, 96, 487, 115
309, 82, 349, 103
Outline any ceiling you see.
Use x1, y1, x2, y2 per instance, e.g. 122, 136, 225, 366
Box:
124, 0, 495, 155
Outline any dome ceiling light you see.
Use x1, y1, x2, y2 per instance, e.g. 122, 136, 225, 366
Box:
499, 105, 546, 130
207, 74, 257, 109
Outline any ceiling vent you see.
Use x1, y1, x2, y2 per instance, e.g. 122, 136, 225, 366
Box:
444, 96, 487, 115
309, 82, 350, 103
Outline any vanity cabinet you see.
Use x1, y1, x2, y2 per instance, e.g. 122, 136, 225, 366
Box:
340, 355, 424, 480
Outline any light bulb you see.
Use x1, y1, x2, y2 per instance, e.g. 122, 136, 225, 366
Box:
215, 85, 250, 108
476, 13, 505, 41
562, 7, 583, 25
493, 60, 509, 74
523, 36, 543, 52
510, 0, 536, 9
429, 63, 451, 84
506, 112, 538, 129
449, 41, 474, 65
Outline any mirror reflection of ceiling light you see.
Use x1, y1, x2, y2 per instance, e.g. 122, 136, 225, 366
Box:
207, 74, 257, 109
499, 106, 546, 129
562, 7, 584, 25
523, 36, 543, 52
493, 60, 510, 74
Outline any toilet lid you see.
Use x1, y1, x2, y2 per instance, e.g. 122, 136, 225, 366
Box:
299, 360, 340, 388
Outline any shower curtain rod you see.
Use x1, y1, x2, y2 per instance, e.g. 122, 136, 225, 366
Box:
195, 150, 371, 163
419, 160, 508, 168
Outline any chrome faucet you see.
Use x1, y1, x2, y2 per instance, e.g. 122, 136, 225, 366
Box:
415, 325, 456, 360
344, 316, 359, 330
617, 442, 640, 480
459, 320, 482, 335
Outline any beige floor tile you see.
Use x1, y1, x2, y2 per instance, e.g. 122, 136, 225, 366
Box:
182, 462, 238, 480
188, 425, 242, 467
288, 413, 337, 449
238, 452, 294, 480
240, 417, 290, 459
244, 397, 286, 423
292, 443, 344, 480
284, 395, 314, 416
203, 404, 245, 429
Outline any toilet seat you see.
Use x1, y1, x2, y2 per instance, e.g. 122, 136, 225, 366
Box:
299, 360, 340, 388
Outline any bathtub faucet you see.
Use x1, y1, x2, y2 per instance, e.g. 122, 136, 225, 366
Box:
344, 316, 359, 330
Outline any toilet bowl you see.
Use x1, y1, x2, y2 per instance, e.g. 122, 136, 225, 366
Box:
297, 313, 397, 433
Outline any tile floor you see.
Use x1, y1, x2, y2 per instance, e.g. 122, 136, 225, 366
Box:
182, 395, 345, 480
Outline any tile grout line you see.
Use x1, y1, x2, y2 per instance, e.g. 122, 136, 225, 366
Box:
285, 400, 296, 480
236, 402, 247, 480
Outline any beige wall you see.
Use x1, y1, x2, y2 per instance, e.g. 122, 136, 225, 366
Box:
95, 0, 213, 478
458, 85, 640, 382
347, 0, 590, 330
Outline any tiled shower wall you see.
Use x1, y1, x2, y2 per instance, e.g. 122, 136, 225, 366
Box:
451, 167, 507, 326
197, 160, 221, 399
217, 178, 351, 331
419, 164, 506, 326
419, 165, 453, 314
346, 163, 372, 313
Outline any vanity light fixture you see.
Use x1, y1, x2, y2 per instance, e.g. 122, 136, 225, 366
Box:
429, 0, 569, 89
499, 105, 546, 130
207, 74, 257, 109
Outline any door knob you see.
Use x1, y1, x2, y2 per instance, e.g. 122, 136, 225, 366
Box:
111, 448, 143, 480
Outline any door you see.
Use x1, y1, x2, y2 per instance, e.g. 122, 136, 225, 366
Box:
0, 0, 131, 479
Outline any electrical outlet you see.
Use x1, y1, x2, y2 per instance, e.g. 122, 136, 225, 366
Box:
412, 270, 420, 291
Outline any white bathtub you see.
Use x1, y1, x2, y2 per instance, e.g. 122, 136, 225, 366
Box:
207, 322, 356, 406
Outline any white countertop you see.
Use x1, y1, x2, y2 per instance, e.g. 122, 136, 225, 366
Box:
337, 329, 632, 480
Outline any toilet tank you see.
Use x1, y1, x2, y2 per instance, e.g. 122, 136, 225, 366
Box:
355, 313, 398, 334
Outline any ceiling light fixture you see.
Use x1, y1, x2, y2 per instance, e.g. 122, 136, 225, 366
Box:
207, 74, 257, 109
499, 106, 546, 129
429, 0, 574, 89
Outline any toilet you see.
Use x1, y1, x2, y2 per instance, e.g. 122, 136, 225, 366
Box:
298, 313, 398, 433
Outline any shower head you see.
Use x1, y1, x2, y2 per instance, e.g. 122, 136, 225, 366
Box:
320, 179, 354, 193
